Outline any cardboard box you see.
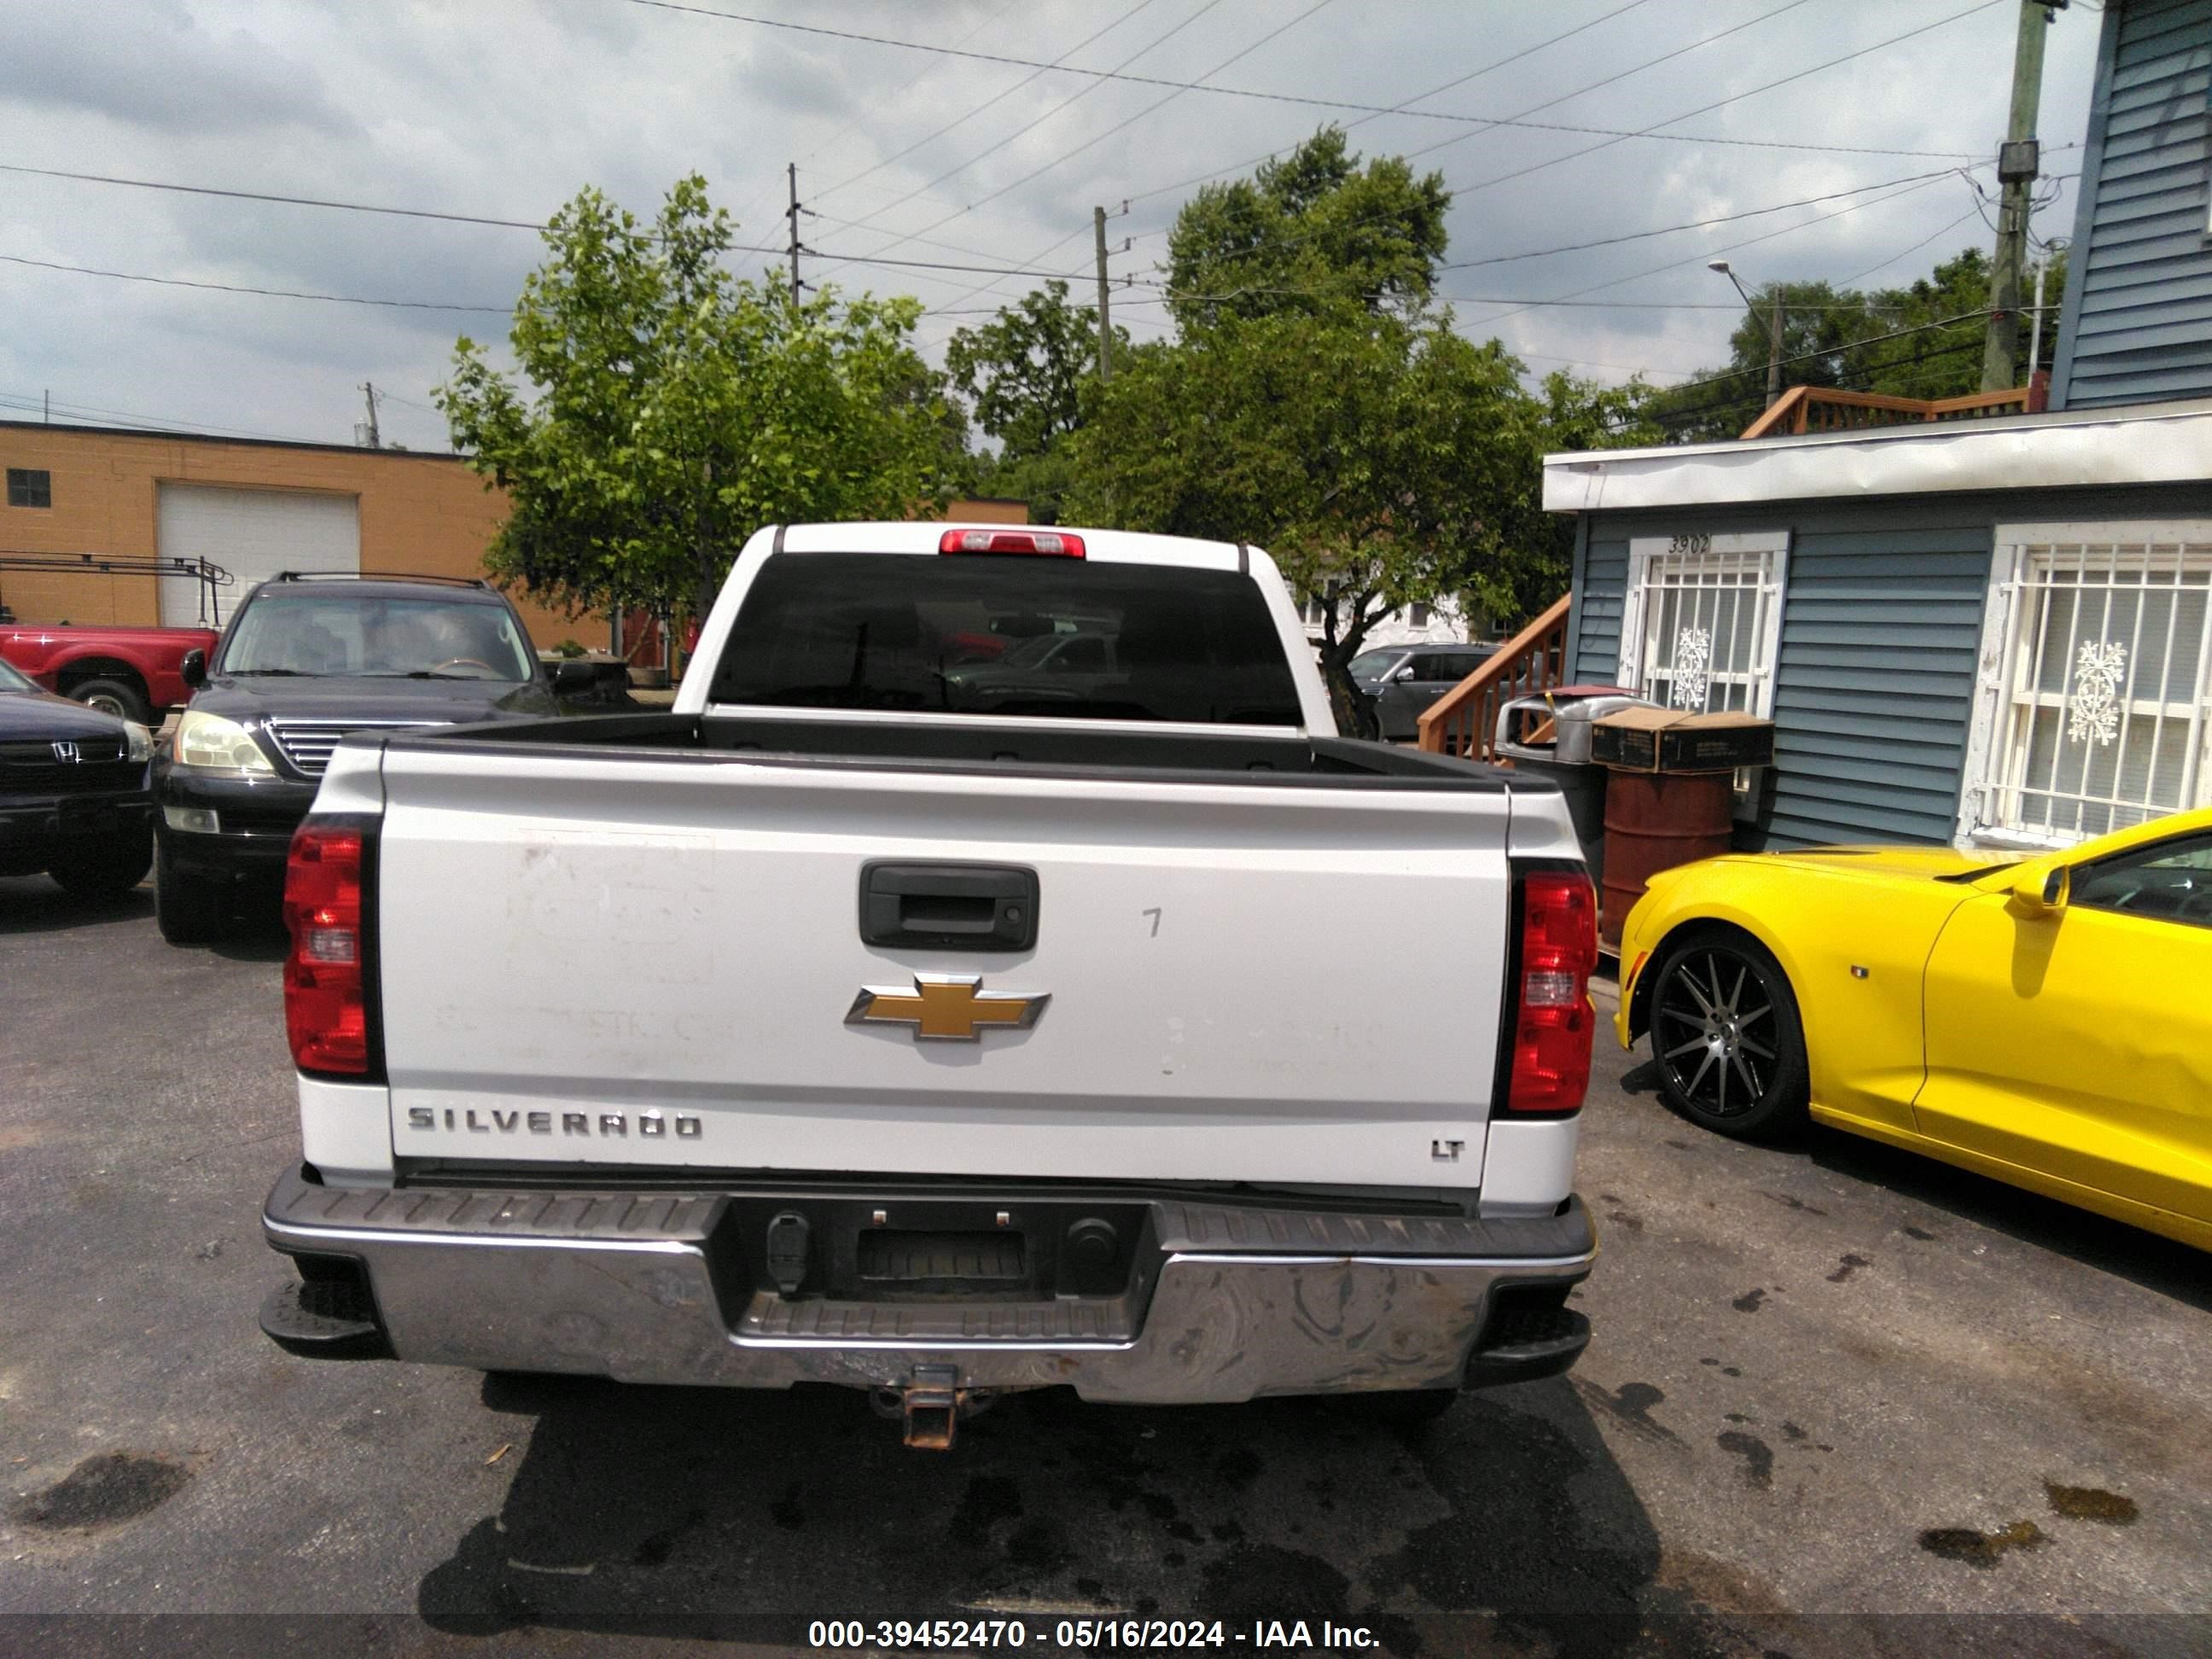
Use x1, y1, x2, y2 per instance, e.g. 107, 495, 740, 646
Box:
1592, 707, 1774, 772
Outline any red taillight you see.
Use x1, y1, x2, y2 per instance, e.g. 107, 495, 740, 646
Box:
937, 528, 1086, 557
1505, 868, 1598, 1115
284, 824, 370, 1075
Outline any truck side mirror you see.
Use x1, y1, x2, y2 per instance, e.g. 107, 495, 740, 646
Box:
550, 659, 594, 693
180, 648, 207, 689
2009, 864, 2068, 917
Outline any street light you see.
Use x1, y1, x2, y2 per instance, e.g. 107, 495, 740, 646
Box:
1709, 259, 1784, 409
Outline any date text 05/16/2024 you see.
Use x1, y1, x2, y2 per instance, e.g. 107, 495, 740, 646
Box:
806, 1620, 1380, 1650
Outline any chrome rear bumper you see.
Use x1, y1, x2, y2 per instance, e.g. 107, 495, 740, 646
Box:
261, 1167, 1594, 1403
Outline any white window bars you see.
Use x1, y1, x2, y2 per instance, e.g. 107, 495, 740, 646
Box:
1964, 526, 2212, 845
1619, 533, 1790, 718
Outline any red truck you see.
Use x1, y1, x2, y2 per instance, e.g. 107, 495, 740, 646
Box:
0, 622, 221, 725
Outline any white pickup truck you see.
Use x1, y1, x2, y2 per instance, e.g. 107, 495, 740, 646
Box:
259, 522, 1600, 1445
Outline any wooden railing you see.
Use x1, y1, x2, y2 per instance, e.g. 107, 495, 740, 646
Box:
1415, 592, 1572, 760
1740, 372, 2049, 439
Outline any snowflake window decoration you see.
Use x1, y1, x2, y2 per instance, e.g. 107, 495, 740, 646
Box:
1670, 626, 1712, 710
2066, 639, 2128, 747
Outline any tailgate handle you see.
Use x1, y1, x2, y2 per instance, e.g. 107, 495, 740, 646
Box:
860, 862, 1039, 952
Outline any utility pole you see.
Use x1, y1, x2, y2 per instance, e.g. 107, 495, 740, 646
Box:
1763, 297, 1784, 409
1093, 206, 1113, 382
786, 163, 803, 306
1982, 0, 2054, 392
358, 381, 381, 449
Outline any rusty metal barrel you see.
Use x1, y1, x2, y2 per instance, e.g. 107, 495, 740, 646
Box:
1599, 771, 1735, 948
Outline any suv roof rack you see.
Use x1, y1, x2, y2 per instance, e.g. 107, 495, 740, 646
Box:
271, 570, 493, 588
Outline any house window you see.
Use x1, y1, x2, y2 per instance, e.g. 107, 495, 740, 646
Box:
1409, 602, 1432, 629
1301, 594, 1330, 628
1619, 533, 1790, 716
6, 468, 51, 509
1962, 525, 2212, 845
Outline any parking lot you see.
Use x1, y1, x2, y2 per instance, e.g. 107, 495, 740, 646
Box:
3, 873, 2209, 1654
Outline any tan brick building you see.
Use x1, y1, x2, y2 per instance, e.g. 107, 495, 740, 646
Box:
1, 420, 1023, 649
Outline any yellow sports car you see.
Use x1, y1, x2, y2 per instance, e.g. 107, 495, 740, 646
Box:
1614, 806, 2212, 1252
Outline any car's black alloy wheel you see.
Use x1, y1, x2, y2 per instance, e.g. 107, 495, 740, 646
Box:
1650, 934, 1808, 1139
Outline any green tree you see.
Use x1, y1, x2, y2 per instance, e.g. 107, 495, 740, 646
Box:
1848, 247, 2066, 400
1637, 279, 1883, 442
1165, 127, 1450, 331
944, 280, 1125, 522
1062, 131, 1615, 732
1635, 247, 2068, 443
1066, 303, 1557, 732
438, 175, 959, 624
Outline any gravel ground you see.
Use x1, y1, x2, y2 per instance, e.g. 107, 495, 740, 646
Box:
2, 870, 2206, 1656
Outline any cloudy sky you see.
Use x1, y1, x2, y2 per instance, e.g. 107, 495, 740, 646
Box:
0, 0, 2101, 452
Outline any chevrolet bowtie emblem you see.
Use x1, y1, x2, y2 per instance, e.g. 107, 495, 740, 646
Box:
846, 974, 1049, 1042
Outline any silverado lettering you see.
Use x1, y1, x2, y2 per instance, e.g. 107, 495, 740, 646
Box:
404, 1107, 702, 1138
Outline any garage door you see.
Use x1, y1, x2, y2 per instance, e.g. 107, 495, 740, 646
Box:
157, 485, 360, 626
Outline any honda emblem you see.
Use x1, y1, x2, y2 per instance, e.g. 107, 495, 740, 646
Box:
50, 741, 82, 764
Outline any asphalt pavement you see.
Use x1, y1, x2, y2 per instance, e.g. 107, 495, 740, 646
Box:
2, 870, 2207, 1656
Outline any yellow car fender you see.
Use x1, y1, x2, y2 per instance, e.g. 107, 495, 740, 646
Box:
1616, 866, 1813, 1049
1615, 853, 1985, 1134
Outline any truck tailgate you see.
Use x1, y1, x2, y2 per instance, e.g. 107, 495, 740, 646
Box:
374, 744, 1514, 1189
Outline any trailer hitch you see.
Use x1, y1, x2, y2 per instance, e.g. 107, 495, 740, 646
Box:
872, 1365, 995, 1450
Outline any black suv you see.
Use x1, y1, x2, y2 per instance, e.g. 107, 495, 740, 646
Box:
0, 655, 154, 897
154, 573, 573, 942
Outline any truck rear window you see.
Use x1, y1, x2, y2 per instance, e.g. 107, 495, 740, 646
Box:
708, 552, 1303, 726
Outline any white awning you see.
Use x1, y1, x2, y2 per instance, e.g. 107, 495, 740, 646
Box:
1543, 396, 2212, 514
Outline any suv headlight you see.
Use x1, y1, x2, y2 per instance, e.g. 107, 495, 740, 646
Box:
124, 720, 153, 763
173, 710, 273, 775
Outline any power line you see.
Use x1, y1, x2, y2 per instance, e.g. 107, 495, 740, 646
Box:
1632, 336, 1989, 433
933, 1, 1989, 321
1398, 0, 1819, 174
0, 387, 331, 444
1441, 170, 1961, 271
0, 159, 797, 265
811, 0, 1230, 276
1161, 160, 1963, 300
1646, 309, 1994, 406
1080, 172, 1959, 317
1833, 206, 1985, 288
0, 201, 1976, 324
1068, 311, 1697, 381
1115, 0, 1810, 266
769, 0, 1028, 200
1116, 0, 1662, 232
0, 252, 512, 312
808, 0, 1168, 215
0, 160, 552, 230
1428, 0, 2005, 200
869, 0, 1341, 261
1462, 171, 1961, 330
616, 0, 1982, 160
375, 389, 445, 416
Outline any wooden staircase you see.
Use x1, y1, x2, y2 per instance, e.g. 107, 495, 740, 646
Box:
1415, 593, 1572, 761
